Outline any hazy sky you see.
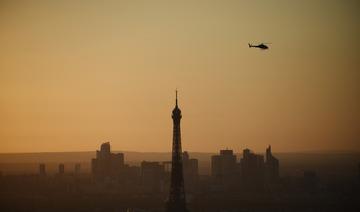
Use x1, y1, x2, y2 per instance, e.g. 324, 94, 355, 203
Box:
1, 0, 359, 153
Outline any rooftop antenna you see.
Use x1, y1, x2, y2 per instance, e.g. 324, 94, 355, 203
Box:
175, 89, 178, 106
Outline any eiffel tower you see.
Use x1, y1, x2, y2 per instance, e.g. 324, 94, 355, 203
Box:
166, 90, 188, 212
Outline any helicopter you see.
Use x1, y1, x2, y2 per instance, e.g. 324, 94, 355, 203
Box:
248, 43, 270, 50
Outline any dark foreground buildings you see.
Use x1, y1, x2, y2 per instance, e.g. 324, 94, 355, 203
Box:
1, 143, 360, 211
166, 91, 188, 212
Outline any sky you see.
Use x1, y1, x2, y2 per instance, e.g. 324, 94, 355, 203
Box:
0, 0, 359, 153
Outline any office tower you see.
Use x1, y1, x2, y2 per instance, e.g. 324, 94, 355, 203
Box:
166, 91, 188, 212
265, 145, 279, 182
183, 151, 199, 181
183, 151, 199, 191
211, 149, 237, 182
91, 142, 125, 180
59, 163, 65, 175
240, 148, 265, 189
39, 163, 46, 176
141, 161, 165, 193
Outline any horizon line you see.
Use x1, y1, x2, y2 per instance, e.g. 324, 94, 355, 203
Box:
0, 149, 359, 155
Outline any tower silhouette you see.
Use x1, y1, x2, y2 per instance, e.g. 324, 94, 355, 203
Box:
166, 90, 188, 212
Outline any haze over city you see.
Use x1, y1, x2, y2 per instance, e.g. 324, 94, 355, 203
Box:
1, 0, 359, 153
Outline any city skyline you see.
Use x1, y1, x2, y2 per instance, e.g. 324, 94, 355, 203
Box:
1, 1, 360, 211
1, 0, 360, 153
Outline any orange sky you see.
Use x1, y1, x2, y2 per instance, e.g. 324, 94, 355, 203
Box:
0, 0, 359, 153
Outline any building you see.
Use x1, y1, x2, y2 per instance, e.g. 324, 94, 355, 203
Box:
120, 165, 141, 184
265, 145, 279, 182
39, 163, 46, 176
163, 161, 172, 173
183, 151, 199, 191
166, 91, 188, 212
211, 149, 237, 183
240, 148, 264, 189
91, 142, 125, 180
75, 163, 81, 174
59, 163, 65, 175
141, 161, 165, 193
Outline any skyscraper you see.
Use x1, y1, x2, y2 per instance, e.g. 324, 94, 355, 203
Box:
240, 148, 265, 190
183, 151, 199, 189
141, 161, 165, 193
91, 142, 125, 180
265, 145, 279, 182
211, 149, 237, 182
166, 91, 188, 212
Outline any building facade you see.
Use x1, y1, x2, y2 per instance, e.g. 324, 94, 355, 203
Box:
183, 151, 199, 191
141, 161, 165, 193
211, 149, 237, 183
240, 148, 265, 189
265, 145, 279, 182
91, 142, 125, 180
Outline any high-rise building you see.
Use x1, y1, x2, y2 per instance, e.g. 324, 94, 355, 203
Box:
59, 163, 65, 175
91, 142, 125, 180
211, 149, 237, 182
265, 145, 279, 182
166, 91, 188, 212
39, 163, 46, 176
240, 149, 264, 189
141, 161, 165, 193
183, 151, 199, 191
